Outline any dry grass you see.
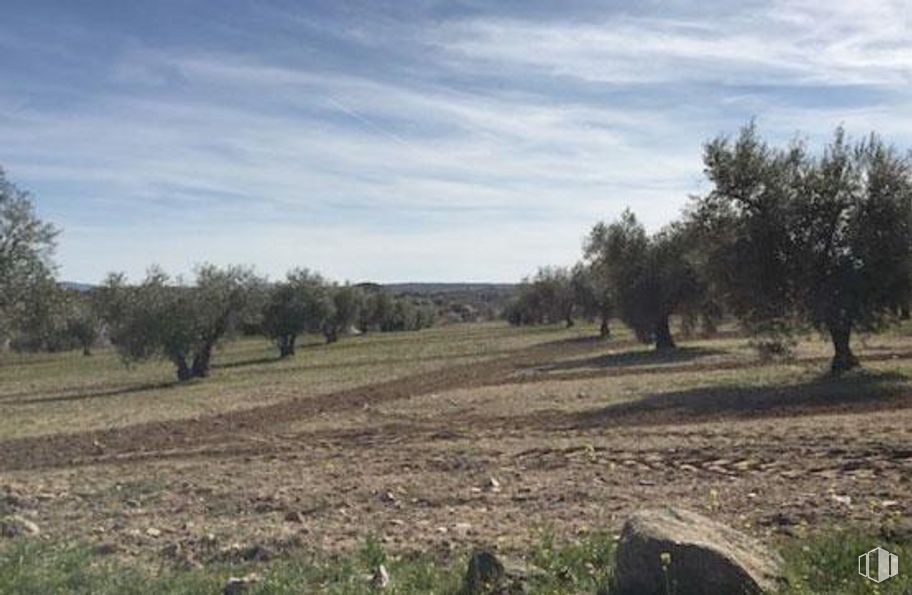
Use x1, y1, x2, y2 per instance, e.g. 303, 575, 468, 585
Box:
2, 320, 912, 594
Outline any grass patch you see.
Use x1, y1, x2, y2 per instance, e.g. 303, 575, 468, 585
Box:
5, 530, 908, 594
781, 530, 912, 594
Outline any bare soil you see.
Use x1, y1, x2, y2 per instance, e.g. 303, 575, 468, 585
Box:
2, 331, 911, 568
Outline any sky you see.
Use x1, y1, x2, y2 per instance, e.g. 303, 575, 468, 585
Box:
1, 0, 910, 283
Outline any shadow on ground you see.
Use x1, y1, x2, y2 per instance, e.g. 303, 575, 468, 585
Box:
538, 345, 725, 373
568, 370, 910, 429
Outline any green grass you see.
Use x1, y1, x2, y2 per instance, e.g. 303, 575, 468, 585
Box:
3, 531, 909, 594
0, 322, 596, 439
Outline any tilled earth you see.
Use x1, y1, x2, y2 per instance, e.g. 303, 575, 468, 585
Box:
1, 335, 911, 569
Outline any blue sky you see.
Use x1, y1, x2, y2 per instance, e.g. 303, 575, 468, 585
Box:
1, 0, 911, 283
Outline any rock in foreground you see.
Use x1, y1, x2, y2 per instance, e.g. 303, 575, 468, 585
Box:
614, 507, 782, 595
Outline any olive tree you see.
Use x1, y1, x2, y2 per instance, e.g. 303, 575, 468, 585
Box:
99, 264, 261, 380
585, 210, 703, 350
696, 124, 912, 372
505, 266, 576, 327
572, 261, 613, 338
262, 268, 330, 357
0, 168, 59, 342
322, 283, 362, 343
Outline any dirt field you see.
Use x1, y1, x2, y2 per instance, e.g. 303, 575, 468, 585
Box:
2, 322, 911, 572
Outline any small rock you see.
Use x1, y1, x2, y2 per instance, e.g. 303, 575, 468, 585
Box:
94, 542, 118, 556
486, 477, 501, 493
223, 572, 261, 595
241, 544, 274, 561
284, 510, 305, 523
146, 527, 162, 538
831, 494, 852, 506
463, 549, 544, 594
464, 550, 504, 593
370, 564, 390, 589
0, 515, 40, 538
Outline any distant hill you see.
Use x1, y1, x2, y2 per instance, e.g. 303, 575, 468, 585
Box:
59, 281, 94, 293
57, 281, 519, 298
383, 282, 516, 296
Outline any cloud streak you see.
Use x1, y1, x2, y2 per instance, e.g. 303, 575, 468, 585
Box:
0, 1, 908, 283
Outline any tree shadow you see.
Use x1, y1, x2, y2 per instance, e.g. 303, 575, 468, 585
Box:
5, 380, 180, 406
569, 370, 910, 429
537, 346, 725, 373
211, 356, 283, 370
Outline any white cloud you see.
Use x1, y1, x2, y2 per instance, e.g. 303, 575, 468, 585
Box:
2, 2, 909, 282
432, 2, 912, 87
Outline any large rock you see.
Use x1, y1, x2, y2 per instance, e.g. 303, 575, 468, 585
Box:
614, 507, 782, 595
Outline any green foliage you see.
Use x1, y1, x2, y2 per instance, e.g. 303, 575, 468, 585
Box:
583, 210, 704, 350
505, 266, 576, 327
781, 530, 912, 594
356, 285, 434, 333
261, 268, 331, 357
694, 123, 912, 372
322, 283, 363, 343
97, 265, 262, 380
0, 168, 59, 342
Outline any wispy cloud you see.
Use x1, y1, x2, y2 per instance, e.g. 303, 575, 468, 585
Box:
0, 1, 908, 282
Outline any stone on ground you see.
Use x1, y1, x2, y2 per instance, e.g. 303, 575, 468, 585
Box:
614, 507, 783, 595
0, 515, 40, 538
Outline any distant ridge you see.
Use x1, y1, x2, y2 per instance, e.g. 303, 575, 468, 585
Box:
384, 282, 516, 295
58, 281, 517, 296
59, 281, 94, 293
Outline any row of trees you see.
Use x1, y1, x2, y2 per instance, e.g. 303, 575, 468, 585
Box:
509, 124, 912, 372
0, 167, 436, 380
91, 269, 436, 380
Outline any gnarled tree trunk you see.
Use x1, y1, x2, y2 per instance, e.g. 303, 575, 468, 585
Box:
599, 316, 611, 339
323, 324, 339, 344
175, 354, 192, 382
278, 334, 296, 358
828, 320, 858, 373
654, 315, 676, 351
191, 343, 213, 378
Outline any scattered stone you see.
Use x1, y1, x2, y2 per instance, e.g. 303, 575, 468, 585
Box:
223, 572, 262, 595
463, 549, 544, 594
370, 564, 390, 589
614, 507, 783, 595
284, 510, 305, 523
464, 550, 504, 593
145, 527, 162, 538
486, 478, 501, 493
94, 542, 118, 556
831, 494, 852, 506
0, 515, 41, 538
241, 544, 274, 562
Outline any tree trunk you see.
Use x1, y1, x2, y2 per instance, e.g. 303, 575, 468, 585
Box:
902, 304, 910, 320
279, 334, 296, 358
191, 343, 213, 378
829, 321, 859, 374
82, 344, 92, 356
323, 325, 338, 344
565, 316, 574, 328
175, 355, 192, 382
599, 317, 611, 339
654, 315, 676, 351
